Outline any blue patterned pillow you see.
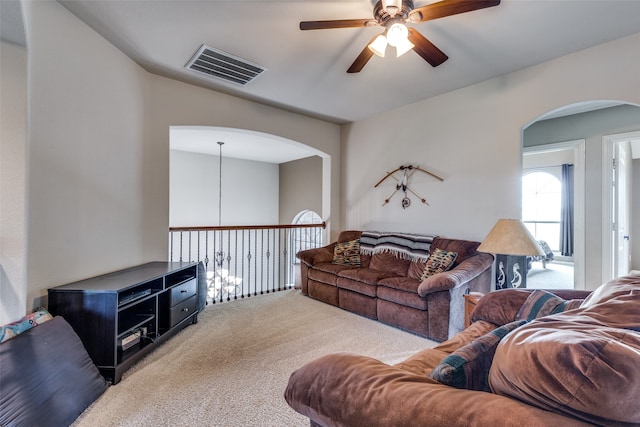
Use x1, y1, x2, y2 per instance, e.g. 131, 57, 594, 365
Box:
429, 320, 527, 391
0, 309, 53, 343
516, 290, 583, 321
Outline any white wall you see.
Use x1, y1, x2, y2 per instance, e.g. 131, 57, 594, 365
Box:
342, 32, 640, 290
1, 41, 28, 323
24, 0, 156, 310
279, 156, 323, 224
146, 73, 341, 239
633, 158, 640, 270
170, 150, 279, 226
21, 0, 341, 314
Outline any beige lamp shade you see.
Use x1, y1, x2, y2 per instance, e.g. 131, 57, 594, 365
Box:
477, 219, 545, 256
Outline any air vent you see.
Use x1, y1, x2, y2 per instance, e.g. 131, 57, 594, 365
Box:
185, 44, 266, 86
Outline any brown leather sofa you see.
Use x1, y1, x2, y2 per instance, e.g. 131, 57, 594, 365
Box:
297, 230, 493, 342
285, 274, 640, 426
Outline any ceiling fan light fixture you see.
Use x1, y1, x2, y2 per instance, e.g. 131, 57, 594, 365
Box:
368, 34, 388, 57
386, 23, 409, 47
394, 37, 414, 57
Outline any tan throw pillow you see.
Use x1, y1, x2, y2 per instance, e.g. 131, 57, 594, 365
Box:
332, 239, 361, 266
420, 248, 457, 280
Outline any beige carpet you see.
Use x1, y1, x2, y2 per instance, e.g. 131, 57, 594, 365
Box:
526, 261, 574, 289
73, 290, 436, 427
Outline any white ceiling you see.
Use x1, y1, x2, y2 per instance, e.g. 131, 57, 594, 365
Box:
6, 1, 638, 163
58, 0, 640, 125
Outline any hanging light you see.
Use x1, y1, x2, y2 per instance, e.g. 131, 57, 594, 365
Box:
386, 23, 414, 57
215, 141, 225, 268
368, 34, 388, 57
205, 140, 243, 302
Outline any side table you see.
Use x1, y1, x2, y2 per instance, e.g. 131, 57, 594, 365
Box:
463, 292, 484, 328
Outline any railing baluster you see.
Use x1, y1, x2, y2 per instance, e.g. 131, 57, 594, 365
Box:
260, 229, 265, 295
255, 229, 259, 296
168, 222, 325, 305
241, 229, 246, 299
247, 231, 252, 298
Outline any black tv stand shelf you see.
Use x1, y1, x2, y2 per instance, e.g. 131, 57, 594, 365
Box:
48, 261, 199, 384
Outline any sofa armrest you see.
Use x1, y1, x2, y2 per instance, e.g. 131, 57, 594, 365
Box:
297, 245, 335, 266
285, 352, 592, 427
417, 252, 493, 297
471, 288, 592, 326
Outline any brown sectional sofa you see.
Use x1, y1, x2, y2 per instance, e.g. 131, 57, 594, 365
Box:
297, 230, 494, 342
285, 274, 640, 426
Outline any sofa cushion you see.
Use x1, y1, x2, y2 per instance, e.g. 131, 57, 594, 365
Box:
515, 289, 583, 322
338, 267, 395, 286
369, 252, 411, 276
336, 230, 363, 243
420, 248, 457, 280
407, 259, 428, 280
489, 278, 640, 424
580, 272, 640, 307
377, 276, 421, 294
471, 288, 591, 327
332, 239, 361, 266
430, 237, 480, 265
336, 277, 378, 297
308, 263, 353, 286
0, 316, 108, 427
376, 285, 428, 310
429, 320, 526, 391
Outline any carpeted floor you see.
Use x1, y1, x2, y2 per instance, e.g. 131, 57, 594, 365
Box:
73, 290, 436, 426
526, 260, 574, 289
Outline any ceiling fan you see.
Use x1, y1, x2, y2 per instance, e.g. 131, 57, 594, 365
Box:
300, 0, 500, 73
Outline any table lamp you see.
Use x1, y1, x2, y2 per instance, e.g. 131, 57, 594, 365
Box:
477, 219, 545, 289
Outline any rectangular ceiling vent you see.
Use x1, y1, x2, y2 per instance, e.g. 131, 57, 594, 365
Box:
185, 44, 266, 86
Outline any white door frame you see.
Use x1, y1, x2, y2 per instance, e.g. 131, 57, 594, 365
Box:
602, 131, 640, 283
523, 139, 586, 289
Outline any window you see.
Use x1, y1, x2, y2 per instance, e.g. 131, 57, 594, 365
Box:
522, 171, 561, 251
291, 210, 323, 258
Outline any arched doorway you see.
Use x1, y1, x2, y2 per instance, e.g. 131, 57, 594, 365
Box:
522, 100, 640, 289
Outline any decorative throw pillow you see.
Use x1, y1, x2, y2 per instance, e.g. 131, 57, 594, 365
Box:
420, 248, 457, 280
429, 320, 527, 391
489, 316, 640, 424
0, 309, 53, 343
515, 290, 583, 322
332, 239, 361, 266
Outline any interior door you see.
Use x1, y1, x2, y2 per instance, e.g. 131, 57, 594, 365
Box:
613, 141, 632, 277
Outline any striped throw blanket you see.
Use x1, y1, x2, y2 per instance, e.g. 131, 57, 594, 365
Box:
359, 231, 436, 262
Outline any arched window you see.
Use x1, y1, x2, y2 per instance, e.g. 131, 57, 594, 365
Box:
291, 210, 324, 258
522, 171, 561, 251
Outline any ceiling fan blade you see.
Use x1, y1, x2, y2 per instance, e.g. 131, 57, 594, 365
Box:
407, 29, 448, 67
408, 0, 500, 23
347, 34, 381, 73
300, 19, 374, 30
